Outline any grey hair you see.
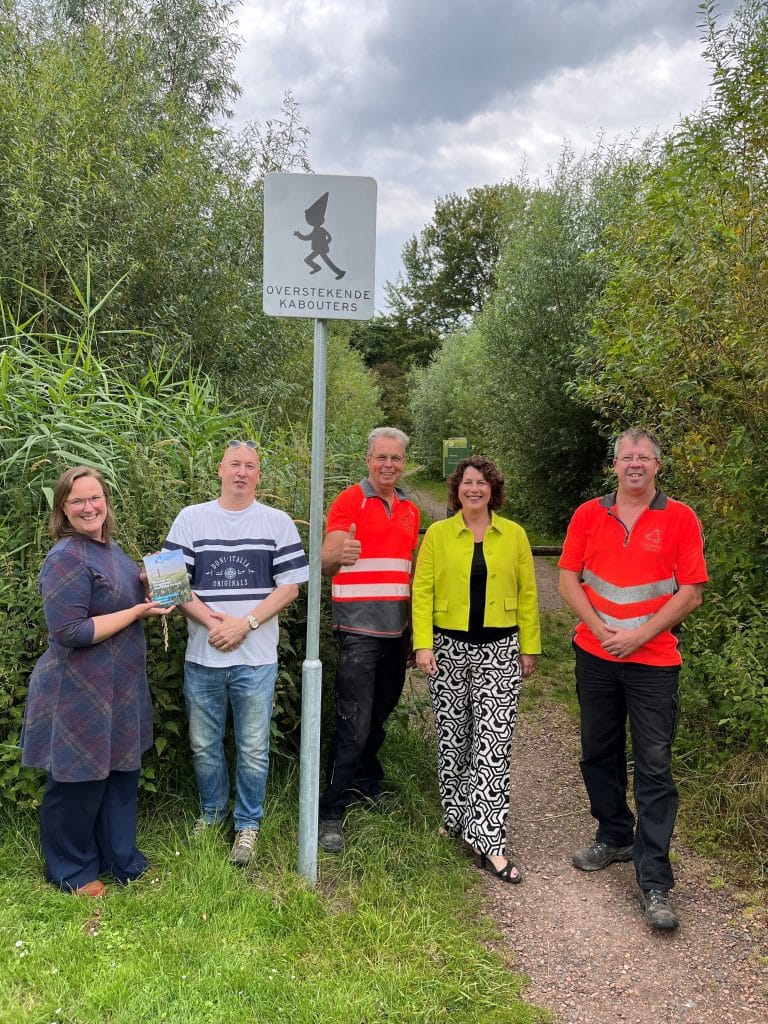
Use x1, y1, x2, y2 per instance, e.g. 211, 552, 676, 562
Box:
613, 428, 661, 461
366, 426, 410, 455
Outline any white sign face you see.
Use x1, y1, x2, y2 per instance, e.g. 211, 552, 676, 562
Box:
263, 173, 377, 320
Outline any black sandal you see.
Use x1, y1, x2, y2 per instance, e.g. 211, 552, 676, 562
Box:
479, 852, 523, 884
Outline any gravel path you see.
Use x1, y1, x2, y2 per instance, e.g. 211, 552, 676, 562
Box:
490, 695, 768, 1024
407, 487, 768, 1023
487, 557, 768, 1023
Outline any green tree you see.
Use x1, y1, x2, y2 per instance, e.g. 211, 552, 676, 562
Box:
53, 0, 242, 122
0, 4, 313, 412
386, 183, 524, 338
478, 147, 646, 532
409, 329, 496, 476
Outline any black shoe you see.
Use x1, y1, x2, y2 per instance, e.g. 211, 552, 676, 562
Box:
318, 818, 345, 853
639, 888, 679, 930
479, 852, 523, 884
572, 840, 634, 871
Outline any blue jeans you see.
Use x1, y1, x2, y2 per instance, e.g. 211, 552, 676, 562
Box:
575, 646, 680, 891
184, 661, 277, 831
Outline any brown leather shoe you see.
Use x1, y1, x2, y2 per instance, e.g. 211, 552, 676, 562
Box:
74, 880, 106, 897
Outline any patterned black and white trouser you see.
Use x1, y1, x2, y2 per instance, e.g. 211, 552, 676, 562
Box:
429, 631, 522, 856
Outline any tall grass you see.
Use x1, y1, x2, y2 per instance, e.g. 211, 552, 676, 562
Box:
0, 308, 372, 808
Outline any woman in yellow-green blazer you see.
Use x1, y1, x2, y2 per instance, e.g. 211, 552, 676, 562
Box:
412, 455, 540, 884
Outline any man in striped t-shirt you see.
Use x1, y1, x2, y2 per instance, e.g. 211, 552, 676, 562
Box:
164, 440, 308, 866
318, 427, 420, 853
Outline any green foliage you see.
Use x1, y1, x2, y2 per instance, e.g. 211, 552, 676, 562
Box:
0, 319, 243, 805
386, 183, 524, 338
409, 329, 497, 475
348, 315, 436, 370
681, 582, 768, 754
571, 0, 768, 753
0, 300, 379, 809
478, 146, 652, 533
346, 316, 442, 432
0, 4, 311, 409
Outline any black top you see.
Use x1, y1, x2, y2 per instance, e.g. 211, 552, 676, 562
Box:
437, 541, 518, 646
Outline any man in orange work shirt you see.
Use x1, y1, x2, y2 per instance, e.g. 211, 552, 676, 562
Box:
318, 427, 420, 853
558, 428, 707, 930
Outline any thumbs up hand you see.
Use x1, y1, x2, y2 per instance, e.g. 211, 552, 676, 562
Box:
340, 523, 362, 565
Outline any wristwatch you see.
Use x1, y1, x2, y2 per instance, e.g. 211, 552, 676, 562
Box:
247, 615, 260, 631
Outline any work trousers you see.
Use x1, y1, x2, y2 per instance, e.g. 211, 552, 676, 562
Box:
319, 630, 409, 820
40, 769, 147, 891
575, 645, 680, 892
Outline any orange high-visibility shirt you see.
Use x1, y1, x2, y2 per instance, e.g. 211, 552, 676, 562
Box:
327, 480, 420, 637
559, 490, 708, 666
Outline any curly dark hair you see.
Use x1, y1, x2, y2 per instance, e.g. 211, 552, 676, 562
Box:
447, 455, 505, 513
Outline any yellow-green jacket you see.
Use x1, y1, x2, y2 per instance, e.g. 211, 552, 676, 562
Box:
412, 511, 541, 654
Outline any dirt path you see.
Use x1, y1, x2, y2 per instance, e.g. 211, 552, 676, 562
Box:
407, 485, 768, 1023
491, 701, 768, 1024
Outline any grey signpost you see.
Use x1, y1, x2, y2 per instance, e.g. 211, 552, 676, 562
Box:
263, 173, 376, 883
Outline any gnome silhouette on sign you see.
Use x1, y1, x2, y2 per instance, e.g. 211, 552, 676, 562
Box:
293, 192, 346, 279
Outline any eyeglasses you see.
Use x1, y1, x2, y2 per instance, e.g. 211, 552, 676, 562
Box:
229, 439, 258, 450
65, 494, 106, 510
370, 455, 404, 464
616, 455, 658, 464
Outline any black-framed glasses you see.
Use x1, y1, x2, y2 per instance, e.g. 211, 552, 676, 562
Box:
228, 439, 258, 450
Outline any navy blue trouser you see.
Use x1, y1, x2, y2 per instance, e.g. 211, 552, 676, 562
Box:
575, 646, 680, 892
40, 769, 148, 891
319, 630, 409, 820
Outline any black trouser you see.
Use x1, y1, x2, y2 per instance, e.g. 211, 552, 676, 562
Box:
575, 646, 680, 891
319, 630, 409, 820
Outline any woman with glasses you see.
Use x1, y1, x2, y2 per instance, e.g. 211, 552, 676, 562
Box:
412, 455, 540, 884
21, 466, 172, 896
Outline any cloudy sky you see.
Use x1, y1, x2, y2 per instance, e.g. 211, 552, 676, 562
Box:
233, 0, 739, 311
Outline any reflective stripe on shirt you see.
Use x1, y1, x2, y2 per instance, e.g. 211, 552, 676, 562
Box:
581, 569, 677, 604
338, 557, 412, 574
332, 582, 411, 600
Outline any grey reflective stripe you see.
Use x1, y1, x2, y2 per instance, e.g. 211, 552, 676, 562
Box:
597, 610, 654, 630
332, 582, 411, 599
338, 557, 412, 574
332, 597, 409, 635
581, 569, 676, 604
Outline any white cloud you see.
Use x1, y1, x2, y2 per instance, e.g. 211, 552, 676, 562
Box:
233, 0, 737, 308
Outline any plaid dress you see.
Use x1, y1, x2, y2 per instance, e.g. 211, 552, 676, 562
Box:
21, 535, 153, 782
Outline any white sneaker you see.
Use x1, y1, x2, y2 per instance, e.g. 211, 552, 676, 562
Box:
230, 828, 259, 866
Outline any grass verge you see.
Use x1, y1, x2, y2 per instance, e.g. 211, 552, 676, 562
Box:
0, 718, 548, 1024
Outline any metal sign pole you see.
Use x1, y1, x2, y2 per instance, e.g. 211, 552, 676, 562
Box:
297, 317, 328, 883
